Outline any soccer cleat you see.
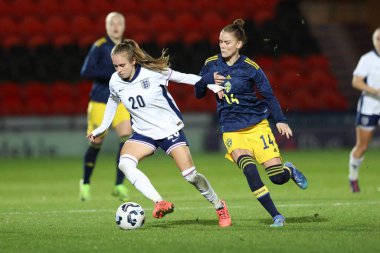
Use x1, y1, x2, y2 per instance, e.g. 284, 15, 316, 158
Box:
79, 179, 91, 201
153, 200, 175, 219
270, 214, 285, 227
349, 180, 360, 193
285, 161, 308, 190
216, 200, 232, 227
112, 184, 129, 202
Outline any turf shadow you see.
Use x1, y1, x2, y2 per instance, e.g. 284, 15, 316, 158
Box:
257, 214, 328, 225
149, 218, 217, 228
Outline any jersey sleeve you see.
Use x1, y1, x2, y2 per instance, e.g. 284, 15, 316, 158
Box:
195, 62, 214, 98
168, 69, 201, 85
353, 55, 369, 78
254, 68, 287, 123
80, 42, 115, 79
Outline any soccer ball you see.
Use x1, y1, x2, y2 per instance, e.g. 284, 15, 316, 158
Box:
115, 202, 145, 230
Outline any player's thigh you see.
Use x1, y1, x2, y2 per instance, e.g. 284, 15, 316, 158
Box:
223, 132, 252, 162
113, 104, 132, 136
87, 101, 107, 134
169, 145, 194, 171
355, 127, 374, 148
247, 121, 281, 164
121, 141, 154, 161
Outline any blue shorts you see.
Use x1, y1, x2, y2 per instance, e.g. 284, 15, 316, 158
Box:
355, 113, 380, 129
127, 130, 188, 155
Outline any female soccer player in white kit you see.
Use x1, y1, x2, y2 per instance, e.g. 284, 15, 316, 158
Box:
87, 39, 231, 227
348, 27, 380, 192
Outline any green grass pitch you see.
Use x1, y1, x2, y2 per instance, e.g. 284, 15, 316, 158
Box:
1, 149, 379, 253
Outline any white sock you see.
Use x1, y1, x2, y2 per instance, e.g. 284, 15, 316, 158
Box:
348, 150, 364, 181
119, 155, 162, 203
182, 167, 223, 209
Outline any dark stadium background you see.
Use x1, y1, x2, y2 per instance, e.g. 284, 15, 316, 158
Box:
0, 0, 378, 157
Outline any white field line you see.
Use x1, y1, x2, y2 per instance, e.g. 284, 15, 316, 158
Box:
0, 200, 380, 216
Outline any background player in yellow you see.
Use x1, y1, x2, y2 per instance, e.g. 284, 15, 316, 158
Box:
79, 12, 132, 201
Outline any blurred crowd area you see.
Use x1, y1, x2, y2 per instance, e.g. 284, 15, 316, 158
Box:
0, 0, 376, 116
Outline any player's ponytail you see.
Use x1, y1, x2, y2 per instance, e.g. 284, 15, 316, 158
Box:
222, 19, 247, 46
111, 39, 170, 72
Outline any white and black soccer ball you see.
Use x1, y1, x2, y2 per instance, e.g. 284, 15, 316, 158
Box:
115, 202, 145, 230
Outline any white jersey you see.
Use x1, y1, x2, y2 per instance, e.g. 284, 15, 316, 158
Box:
91, 66, 201, 140
353, 50, 380, 115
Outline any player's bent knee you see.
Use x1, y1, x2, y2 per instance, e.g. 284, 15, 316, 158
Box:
269, 174, 287, 185
118, 154, 138, 177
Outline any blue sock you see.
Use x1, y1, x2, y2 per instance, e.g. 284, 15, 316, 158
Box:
82, 144, 100, 184
237, 155, 280, 218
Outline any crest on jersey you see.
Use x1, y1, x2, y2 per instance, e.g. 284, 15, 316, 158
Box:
361, 116, 369, 126
140, 78, 150, 89
224, 81, 232, 93
226, 138, 232, 148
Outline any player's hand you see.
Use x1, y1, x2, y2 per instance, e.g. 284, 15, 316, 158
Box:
86, 133, 96, 142
276, 123, 293, 139
374, 88, 380, 97
213, 72, 226, 99
207, 84, 225, 93
214, 72, 226, 85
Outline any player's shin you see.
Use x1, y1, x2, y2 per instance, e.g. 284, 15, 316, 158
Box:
182, 167, 223, 209
238, 155, 280, 218
119, 154, 162, 203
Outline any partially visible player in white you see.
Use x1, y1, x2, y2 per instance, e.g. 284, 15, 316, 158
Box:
348, 27, 380, 193
87, 39, 231, 227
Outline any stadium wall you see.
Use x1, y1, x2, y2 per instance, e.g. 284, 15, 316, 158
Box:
1, 112, 380, 158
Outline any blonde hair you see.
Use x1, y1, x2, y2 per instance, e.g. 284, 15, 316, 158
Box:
222, 19, 247, 46
105, 12, 125, 26
111, 39, 170, 72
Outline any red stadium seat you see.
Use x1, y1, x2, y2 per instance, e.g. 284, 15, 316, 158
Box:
20, 16, 45, 38
156, 32, 178, 47
2, 35, 23, 49
255, 56, 276, 73
0, 82, 23, 100
37, 0, 61, 18
0, 97, 24, 116
113, 0, 139, 15
70, 16, 93, 40
278, 55, 303, 73
124, 14, 149, 39
52, 35, 74, 48
0, 1, 11, 18
175, 13, 201, 35
88, 0, 114, 17
0, 17, 16, 38
149, 13, 174, 38
279, 70, 306, 93
62, 0, 87, 18
200, 11, 229, 38
50, 82, 75, 100
11, 0, 38, 18
140, 0, 167, 17
182, 32, 203, 46
45, 16, 70, 39
27, 35, 49, 49
50, 96, 76, 115
307, 70, 337, 93
306, 55, 330, 72
25, 82, 48, 100
25, 96, 51, 115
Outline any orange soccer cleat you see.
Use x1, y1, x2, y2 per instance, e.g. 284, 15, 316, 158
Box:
216, 200, 232, 227
153, 200, 175, 219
